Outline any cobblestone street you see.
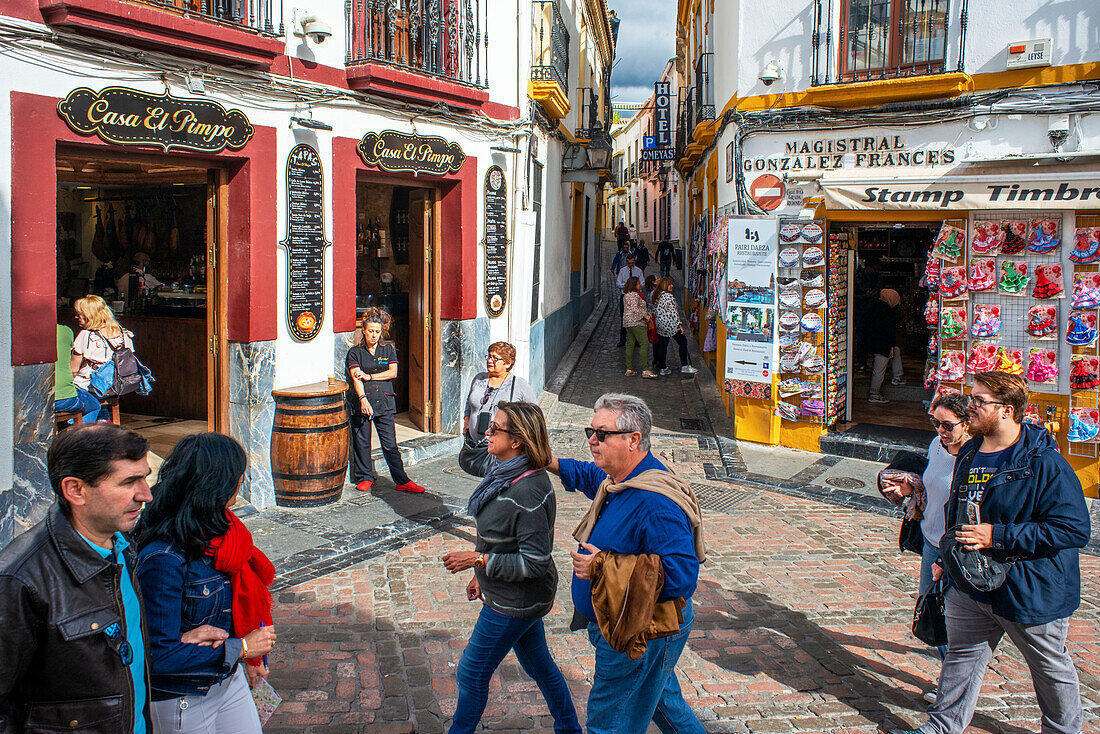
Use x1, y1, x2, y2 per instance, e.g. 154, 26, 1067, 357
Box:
258, 296, 1100, 734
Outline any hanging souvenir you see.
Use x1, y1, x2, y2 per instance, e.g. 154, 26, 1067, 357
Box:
1000, 219, 1028, 254
778, 378, 806, 398
703, 319, 718, 352
924, 299, 939, 326
779, 223, 802, 243
971, 220, 1004, 256
1026, 218, 1060, 254
1071, 272, 1100, 308
799, 222, 823, 244
966, 258, 996, 292
932, 384, 963, 408
800, 273, 824, 288
933, 351, 966, 382
966, 343, 998, 374
1025, 348, 1059, 384
1070, 355, 1100, 390
800, 312, 823, 332
779, 277, 801, 294
1070, 227, 1100, 264
779, 247, 800, 269
1032, 263, 1065, 299
939, 306, 968, 339
1023, 404, 1043, 425
1025, 305, 1058, 339
939, 266, 968, 299
800, 399, 825, 417
998, 260, 1029, 295
1066, 310, 1098, 347
971, 305, 1001, 337
994, 347, 1024, 375
799, 380, 823, 399
803, 289, 826, 309
924, 249, 941, 289
931, 224, 964, 261
779, 311, 801, 332
801, 353, 825, 373
775, 401, 801, 421
802, 246, 824, 267
778, 332, 799, 347
927, 333, 938, 355
1068, 409, 1100, 442
779, 291, 802, 308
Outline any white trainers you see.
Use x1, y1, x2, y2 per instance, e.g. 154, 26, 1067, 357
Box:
868, 394, 890, 404
892, 377, 907, 385
660, 368, 673, 376
681, 365, 698, 375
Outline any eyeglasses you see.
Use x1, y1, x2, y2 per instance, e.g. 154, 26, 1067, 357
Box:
584, 427, 633, 442
486, 354, 504, 363
930, 418, 962, 431
967, 394, 1006, 409
486, 423, 514, 437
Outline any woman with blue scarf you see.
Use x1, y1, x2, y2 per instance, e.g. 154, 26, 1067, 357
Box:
442, 402, 581, 734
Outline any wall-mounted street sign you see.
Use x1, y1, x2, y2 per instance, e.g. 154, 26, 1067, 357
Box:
483, 165, 509, 318
57, 87, 253, 153
642, 136, 656, 150
357, 130, 465, 176
654, 81, 672, 148
281, 144, 330, 341
641, 148, 677, 162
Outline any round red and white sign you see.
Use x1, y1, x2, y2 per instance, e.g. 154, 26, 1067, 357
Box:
750, 174, 785, 211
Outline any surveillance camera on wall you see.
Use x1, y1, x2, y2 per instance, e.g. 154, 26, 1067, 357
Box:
758, 60, 783, 86
292, 9, 332, 43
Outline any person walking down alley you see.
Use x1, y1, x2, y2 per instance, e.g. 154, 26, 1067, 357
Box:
633, 241, 650, 273
442, 402, 582, 734
347, 308, 426, 494
615, 221, 630, 249
622, 277, 657, 379
652, 278, 697, 375
656, 240, 675, 278
548, 393, 707, 734
890, 371, 1091, 734
615, 254, 643, 348
866, 288, 904, 404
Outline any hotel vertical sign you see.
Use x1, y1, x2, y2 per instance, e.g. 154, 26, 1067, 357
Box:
654, 81, 672, 148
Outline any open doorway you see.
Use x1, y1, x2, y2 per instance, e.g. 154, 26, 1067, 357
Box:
56, 152, 226, 457
354, 179, 439, 439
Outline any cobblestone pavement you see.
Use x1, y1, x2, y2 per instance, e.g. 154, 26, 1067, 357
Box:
263, 289, 1100, 734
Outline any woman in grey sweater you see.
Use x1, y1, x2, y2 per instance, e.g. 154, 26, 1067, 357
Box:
441, 402, 581, 734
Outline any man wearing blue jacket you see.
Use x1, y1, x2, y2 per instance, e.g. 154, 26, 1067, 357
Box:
893, 371, 1090, 734
548, 393, 705, 734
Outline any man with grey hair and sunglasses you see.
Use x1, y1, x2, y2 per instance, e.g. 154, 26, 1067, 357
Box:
548, 393, 706, 734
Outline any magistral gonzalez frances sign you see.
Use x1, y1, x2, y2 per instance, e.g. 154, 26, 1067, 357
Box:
357, 130, 465, 175
824, 178, 1100, 210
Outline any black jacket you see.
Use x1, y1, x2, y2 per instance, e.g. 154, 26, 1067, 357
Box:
863, 298, 898, 357
0, 504, 152, 733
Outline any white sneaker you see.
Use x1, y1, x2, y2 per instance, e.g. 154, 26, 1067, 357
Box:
892, 377, 907, 386
923, 687, 938, 704
660, 368, 673, 376
681, 365, 698, 375
868, 394, 890, 404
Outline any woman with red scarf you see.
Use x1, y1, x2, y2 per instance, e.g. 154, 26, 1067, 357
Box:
135, 433, 276, 732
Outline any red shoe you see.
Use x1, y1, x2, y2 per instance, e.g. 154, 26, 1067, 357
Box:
395, 481, 426, 494
356, 480, 374, 492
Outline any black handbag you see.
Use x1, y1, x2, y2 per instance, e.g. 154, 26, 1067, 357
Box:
939, 527, 1013, 595
458, 436, 492, 478
899, 517, 924, 555
912, 580, 948, 647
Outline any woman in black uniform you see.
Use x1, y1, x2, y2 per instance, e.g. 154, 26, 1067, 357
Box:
347, 308, 426, 494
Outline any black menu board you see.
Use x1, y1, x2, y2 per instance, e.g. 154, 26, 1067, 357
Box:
483, 165, 508, 318
281, 144, 329, 341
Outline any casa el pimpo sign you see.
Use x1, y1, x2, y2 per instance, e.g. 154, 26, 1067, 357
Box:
57, 87, 253, 153
281, 144, 330, 341
357, 130, 465, 176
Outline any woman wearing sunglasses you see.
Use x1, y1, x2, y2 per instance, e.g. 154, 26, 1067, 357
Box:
134, 433, 277, 732
459, 341, 538, 477
441, 402, 581, 734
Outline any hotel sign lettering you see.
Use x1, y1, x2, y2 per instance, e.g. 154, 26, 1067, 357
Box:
357, 130, 465, 176
57, 87, 254, 153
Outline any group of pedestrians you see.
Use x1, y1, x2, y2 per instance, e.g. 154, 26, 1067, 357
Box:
880, 371, 1091, 734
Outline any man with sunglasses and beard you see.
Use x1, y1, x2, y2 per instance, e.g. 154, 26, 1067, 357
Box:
547, 393, 706, 734
891, 371, 1090, 734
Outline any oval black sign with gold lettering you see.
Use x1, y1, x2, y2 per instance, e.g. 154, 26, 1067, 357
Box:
58, 87, 254, 153
281, 144, 329, 342
357, 130, 465, 176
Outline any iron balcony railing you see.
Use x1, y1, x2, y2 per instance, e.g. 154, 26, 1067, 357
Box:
347, 0, 488, 88
139, 0, 283, 35
576, 87, 599, 138
693, 52, 715, 128
674, 88, 687, 161
812, 0, 965, 84
531, 0, 570, 94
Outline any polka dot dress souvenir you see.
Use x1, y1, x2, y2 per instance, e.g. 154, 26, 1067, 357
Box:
933, 351, 966, 382
971, 220, 1004, 256
1072, 272, 1100, 309
1070, 355, 1100, 390
967, 258, 996, 292
1026, 349, 1059, 384
924, 250, 941, 289
1070, 227, 1100, 264
1068, 409, 1099, 443
939, 306, 967, 339
1026, 218, 1060, 254
1066, 311, 1098, 347
939, 266, 968, 299
1025, 305, 1058, 339
1000, 219, 1028, 254
971, 305, 1001, 338
998, 260, 1029, 295
924, 300, 939, 326
966, 343, 998, 374
931, 223, 964, 262
1031, 263, 1065, 299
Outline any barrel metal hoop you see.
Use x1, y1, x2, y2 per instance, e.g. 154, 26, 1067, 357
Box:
273, 421, 350, 434
271, 466, 348, 481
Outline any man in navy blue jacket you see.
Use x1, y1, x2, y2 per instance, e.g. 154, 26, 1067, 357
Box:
893, 371, 1090, 734
548, 393, 705, 734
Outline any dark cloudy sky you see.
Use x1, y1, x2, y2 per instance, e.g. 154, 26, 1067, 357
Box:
608, 0, 676, 105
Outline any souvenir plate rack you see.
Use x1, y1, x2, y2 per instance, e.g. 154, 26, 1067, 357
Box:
1067, 213, 1100, 460
825, 234, 850, 426
775, 218, 828, 424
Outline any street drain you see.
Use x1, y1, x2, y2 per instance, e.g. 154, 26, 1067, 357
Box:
691, 483, 750, 514
825, 476, 866, 489
680, 418, 706, 430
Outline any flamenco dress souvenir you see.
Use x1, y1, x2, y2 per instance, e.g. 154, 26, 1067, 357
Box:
1023, 405, 1042, 425
1025, 305, 1058, 338
779, 291, 802, 309
967, 259, 996, 292
939, 307, 966, 339
1025, 349, 1059, 384
1026, 218, 1060, 254
924, 300, 939, 326
1031, 263, 1065, 298
1070, 355, 1100, 390
927, 334, 938, 355
1072, 272, 1100, 309
800, 273, 824, 288
1067, 410, 1099, 442
998, 260, 1029, 295
924, 251, 941, 290
803, 289, 826, 309
970, 220, 1003, 256
1000, 219, 1028, 254
1070, 227, 1100, 264
775, 401, 801, 421
802, 247, 825, 267
779, 247, 800, 269
779, 223, 802, 243
994, 348, 1024, 375
800, 312, 823, 332
939, 266, 968, 299
799, 222, 823, 244
934, 351, 966, 382
966, 343, 998, 374
933, 385, 963, 405
971, 305, 1001, 337
931, 224, 964, 261
1066, 311, 1099, 347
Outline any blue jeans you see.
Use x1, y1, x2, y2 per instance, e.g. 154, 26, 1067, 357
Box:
450, 605, 581, 734
919, 539, 948, 661
585, 600, 704, 734
659, 261, 671, 278
55, 386, 101, 423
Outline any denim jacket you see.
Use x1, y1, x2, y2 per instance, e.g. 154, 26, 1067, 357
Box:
134, 540, 243, 698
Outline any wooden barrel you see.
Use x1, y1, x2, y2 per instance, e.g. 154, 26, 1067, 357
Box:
270, 381, 350, 507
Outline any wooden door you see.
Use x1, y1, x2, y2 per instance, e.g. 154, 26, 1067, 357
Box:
206, 170, 229, 431
407, 189, 432, 431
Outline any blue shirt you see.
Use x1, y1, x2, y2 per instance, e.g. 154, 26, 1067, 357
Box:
558, 453, 700, 622
79, 532, 147, 734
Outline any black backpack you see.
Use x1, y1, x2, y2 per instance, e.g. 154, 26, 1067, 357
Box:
88, 332, 145, 398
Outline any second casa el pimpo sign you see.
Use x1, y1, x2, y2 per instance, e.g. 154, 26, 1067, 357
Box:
57, 87, 254, 153
357, 130, 465, 176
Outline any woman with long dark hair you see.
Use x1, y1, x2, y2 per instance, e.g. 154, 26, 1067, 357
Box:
346, 308, 426, 493
134, 433, 277, 732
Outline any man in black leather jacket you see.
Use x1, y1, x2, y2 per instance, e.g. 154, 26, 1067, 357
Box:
0, 424, 156, 733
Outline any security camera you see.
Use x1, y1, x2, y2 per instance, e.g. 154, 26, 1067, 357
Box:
758, 60, 783, 86
292, 9, 332, 43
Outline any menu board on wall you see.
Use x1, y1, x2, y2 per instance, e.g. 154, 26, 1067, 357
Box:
483, 166, 509, 318
281, 144, 330, 341
725, 216, 779, 384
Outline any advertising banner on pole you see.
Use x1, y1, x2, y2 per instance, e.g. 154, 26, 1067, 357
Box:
724, 216, 779, 384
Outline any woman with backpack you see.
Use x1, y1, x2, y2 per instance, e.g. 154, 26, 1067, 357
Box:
70, 295, 135, 399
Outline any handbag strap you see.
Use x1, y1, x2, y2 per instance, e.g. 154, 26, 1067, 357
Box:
510, 469, 538, 486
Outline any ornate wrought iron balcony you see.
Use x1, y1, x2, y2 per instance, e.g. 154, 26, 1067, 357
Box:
529, 0, 570, 119
693, 52, 715, 128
